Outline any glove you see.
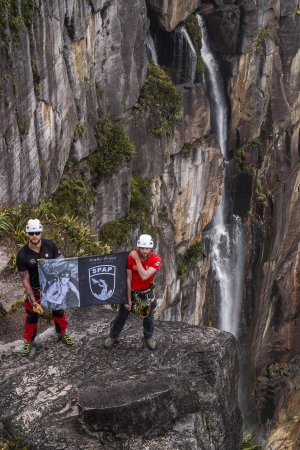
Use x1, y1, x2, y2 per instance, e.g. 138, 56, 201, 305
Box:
33, 302, 44, 314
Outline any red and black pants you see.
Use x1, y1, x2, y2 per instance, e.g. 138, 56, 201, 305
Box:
23, 289, 67, 342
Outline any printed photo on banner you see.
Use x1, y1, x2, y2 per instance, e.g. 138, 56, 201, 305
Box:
38, 252, 128, 309
38, 258, 80, 310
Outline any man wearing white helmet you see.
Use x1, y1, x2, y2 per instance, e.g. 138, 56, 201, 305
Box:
16, 219, 74, 356
104, 234, 161, 350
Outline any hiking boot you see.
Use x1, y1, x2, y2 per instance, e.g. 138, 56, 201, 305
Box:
58, 334, 74, 346
104, 336, 117, 349
22, 341, 32, 357
144, 337, 156, 350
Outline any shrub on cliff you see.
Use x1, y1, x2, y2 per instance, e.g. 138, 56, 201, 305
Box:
140, 63, 183, 136
89, 119, 135, 183
99, 177, 155, 250
0, 203, 110, 262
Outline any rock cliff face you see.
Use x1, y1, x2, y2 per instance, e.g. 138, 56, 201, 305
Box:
0, 0, 299, 447
0, 307, 242, 449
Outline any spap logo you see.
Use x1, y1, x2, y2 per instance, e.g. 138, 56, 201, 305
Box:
89, 265, 115, 301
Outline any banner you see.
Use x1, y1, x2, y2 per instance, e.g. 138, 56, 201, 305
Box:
38, 252, 128, 310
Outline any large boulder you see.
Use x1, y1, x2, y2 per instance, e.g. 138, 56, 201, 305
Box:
0, 306, 242, 449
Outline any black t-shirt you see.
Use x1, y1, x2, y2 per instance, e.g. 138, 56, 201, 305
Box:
16, 239, 61, 288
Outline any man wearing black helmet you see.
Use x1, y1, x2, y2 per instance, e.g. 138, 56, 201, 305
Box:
104, 234, 162, 350
16, 219, 74, 356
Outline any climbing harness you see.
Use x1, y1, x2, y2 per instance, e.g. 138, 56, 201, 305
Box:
131, 286, 155, 319
111, 285, 155, 319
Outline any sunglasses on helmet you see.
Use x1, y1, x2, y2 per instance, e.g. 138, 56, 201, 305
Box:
28, 232, 41, 236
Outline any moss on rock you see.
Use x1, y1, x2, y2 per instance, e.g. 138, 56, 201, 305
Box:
88, 119, 135, 183
140, 63, 183, 136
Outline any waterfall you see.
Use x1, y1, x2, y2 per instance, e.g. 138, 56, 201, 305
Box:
173, 26, 197, 84
197, 14, 245, 338
145, 34, 158, 65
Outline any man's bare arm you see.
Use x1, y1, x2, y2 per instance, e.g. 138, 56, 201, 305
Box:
18, 271, 36, 305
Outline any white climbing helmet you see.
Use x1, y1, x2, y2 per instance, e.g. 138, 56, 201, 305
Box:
137, 234, 154, 248
25, 219, 43, 233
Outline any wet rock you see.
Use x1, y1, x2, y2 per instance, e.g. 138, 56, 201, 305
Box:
147, 0, 201, 32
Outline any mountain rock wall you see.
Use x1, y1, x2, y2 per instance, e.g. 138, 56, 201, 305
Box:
0, 0, 299, 447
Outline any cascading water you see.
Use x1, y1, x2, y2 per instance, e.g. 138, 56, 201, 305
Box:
145, 34, 158, 65
197, 14, 245, 338
173, 26, 197, 84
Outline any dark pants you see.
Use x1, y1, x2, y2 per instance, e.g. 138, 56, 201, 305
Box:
109, 299, 157, 340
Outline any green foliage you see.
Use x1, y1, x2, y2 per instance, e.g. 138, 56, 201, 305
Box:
129, 177, 152, 221
196, 56, 205, 75
50, 169, 92, 219
256, 362, 289, 392
99, 216, 132, 249
0, 0, 37, 38
0, 0, 22, 40
0, 437, 28, 449
177, 241, 202, 279
185, 15, 202, 50
0, 205, 28, 245
0, 202, 110, 260
74, 122, 86, 139
21, 0, 37, 27
7, 299, 24, 314
255, 28, 272, 54
255, 179, 268, 202
99, 177, 154, 249
234, 138, 260, 170
46, 214, 110, 257
140, 63, 183, 136
241, 434, 262, 450
88, 119, 135, 183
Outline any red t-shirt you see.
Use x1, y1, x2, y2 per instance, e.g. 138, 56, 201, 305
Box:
127, 252, 161, 291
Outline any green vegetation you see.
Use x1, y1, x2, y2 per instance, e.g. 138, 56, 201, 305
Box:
99, 176, 154, 250
0, 0, 37, 36
196, 56, 205, 76
255, 27, 272, 55
177, 241, 202, 279
139, 63, 183, 136
0, 437, 28, 450
88, 119, 135, 183
21, 0, 37, 28
185, 15, 204, 76
0, 0, 22, 46
255, 179, 268, 203
256, 362, 289, 392
130, 177, 152, 219
234, 138, 260, 170
185, 15, 202, 50
6, 298, 24, 314
0, 202, 110, 262
241, 434, 262, 450
50, 167, 92, 219
74, 122, 86, 139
